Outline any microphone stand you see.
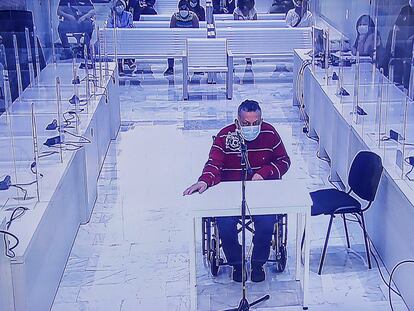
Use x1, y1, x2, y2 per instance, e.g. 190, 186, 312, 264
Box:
223, 132, 270, 311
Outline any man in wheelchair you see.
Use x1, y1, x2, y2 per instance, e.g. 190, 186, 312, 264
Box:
183, 100, 290, 283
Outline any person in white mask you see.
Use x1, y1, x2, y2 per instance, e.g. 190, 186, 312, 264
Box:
285, 0, 313, 28
352, 14, 382, 58
164, 0, 199, 76
183, 100, 290, 283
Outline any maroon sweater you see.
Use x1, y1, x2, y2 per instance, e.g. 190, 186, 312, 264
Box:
198, 122, 291, 187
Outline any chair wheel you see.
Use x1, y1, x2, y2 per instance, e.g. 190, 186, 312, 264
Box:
275, 246, 287, 273
209, 238, 220, 276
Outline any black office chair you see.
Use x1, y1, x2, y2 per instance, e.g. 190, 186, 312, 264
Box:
310, 151, 383, 275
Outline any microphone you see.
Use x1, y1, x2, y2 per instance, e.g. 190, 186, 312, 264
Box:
235, 128, 253, 176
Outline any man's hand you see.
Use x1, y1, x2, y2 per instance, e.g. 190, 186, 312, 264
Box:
183, 181, 208, 196
252, 173, 264, 181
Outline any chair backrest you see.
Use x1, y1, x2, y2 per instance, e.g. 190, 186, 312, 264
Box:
348, 151, 383, 202
187, 38, 227, 68
215, 20, 287, 28
99, 28, 207, 57
216, 27, 312, 56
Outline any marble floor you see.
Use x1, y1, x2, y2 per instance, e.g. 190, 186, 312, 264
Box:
51, 59, 408, 311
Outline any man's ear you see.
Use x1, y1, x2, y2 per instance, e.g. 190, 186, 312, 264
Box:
234, 118, 240, 128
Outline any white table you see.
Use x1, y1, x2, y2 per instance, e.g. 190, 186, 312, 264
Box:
185, 179, 312, 310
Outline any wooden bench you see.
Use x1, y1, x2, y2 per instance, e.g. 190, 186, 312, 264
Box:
216, 27, 312, 59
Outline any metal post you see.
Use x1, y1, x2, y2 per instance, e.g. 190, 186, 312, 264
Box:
104, 22, 109, 77
311, 26, 316, 73
31, 103, 41, 202
325, 29, 329, 85
33, 27, 41, 84
24, 28, 35, 86
377, 69, 384, 147
13, 34, 23, 98
113, 10, 119, 75
408, 41, 414, 99
50, 25, 57, 68
372, 17, 378, 83
55, 77, 64, 163
97, 26, 103, 88
84, 44, 90, 115
353, 52, 360, 124
401, 95, 409, 179
92, 44, 97, 95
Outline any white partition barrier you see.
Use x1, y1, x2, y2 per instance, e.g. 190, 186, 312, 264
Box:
216, 27, 312, 58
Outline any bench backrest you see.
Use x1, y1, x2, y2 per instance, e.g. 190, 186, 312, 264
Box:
99, 28, 208, 57
132, 21, 207, 28
187, 38, 227, 68
214, 13, 285, 20
139, 13, 285, 21
216, 27, 311, 56
215, 20, 287, 28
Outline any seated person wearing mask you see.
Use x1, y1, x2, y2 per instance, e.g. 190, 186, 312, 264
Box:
107, 0, 136, 75
383, 0, 414, 89
189, 0, 205, 22
183, 100, 291, 283
352, 15, 382, 58
164, 0, 199, 76
128, 0, 157, 21
213, 0, 236, 14
57, 0, 95, 59
234, 0, 257, 20
269, 0, 294, 14
234, 0, 257, 65
286, 0, 313, 28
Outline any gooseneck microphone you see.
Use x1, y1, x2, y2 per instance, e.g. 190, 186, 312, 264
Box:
235, 128, 253, 176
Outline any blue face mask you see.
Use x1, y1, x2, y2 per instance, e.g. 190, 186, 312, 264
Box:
241, 125, 261, 141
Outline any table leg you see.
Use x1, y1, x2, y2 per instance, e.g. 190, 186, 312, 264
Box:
190, 217, 197, 311
295, 213, 303, 281
302, 212, 310, 310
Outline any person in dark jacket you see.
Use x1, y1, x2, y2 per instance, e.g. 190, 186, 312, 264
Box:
189, 0, 205, 21
183, 100, 291, 283
383, 1, 414, 88
128, 0, 157, 21
269, 0, 294, 14
213, 0, 235, 14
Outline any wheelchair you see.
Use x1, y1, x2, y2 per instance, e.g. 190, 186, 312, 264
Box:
201, 214, 288, 276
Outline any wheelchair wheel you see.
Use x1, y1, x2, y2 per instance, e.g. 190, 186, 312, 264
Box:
209, 238, 220, 276
274, 245, 287, 273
